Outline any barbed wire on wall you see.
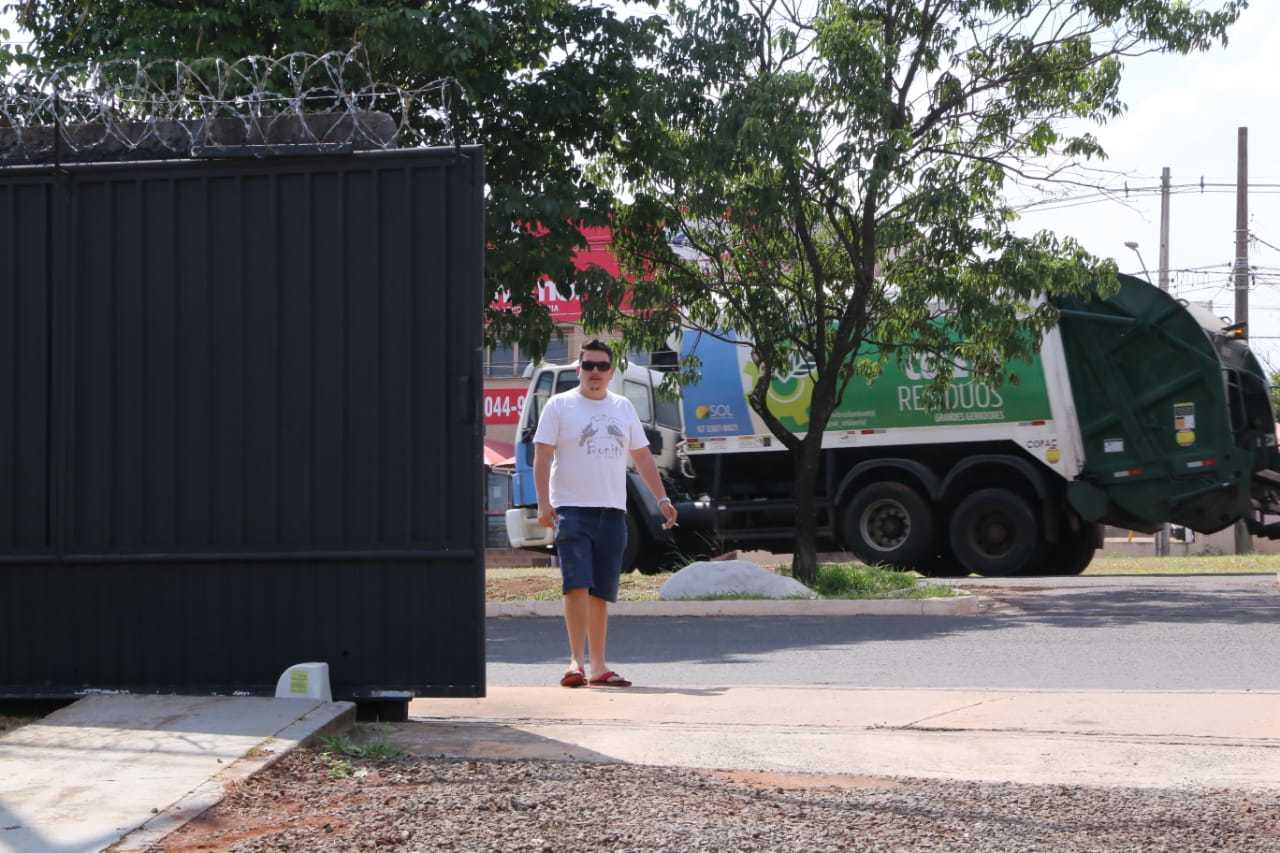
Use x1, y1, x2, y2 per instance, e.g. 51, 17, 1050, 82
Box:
0, 45, 463, 164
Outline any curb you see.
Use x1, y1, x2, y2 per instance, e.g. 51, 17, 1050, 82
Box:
487, 592, 978, 618
113, 700, 356, 852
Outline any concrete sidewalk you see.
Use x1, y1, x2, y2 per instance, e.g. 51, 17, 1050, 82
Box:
405, 687, 1280, 791
0, 695, 353, 853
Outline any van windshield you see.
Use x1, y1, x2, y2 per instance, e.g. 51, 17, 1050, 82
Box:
524, 371, 555, 438
556, 373, 580, 394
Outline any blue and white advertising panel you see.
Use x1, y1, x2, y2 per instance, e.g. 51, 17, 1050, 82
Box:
679, 330, 754, 438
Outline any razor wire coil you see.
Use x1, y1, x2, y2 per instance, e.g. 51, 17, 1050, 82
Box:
0, 45, 462, 163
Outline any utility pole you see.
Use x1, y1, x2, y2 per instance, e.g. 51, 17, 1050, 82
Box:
1159, 167, 1171, 292
1234, 127, 1253, 555
1155, 167, 1171, 557
1235, 128, 1249, 335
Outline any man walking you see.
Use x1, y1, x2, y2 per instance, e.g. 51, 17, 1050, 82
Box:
534, 339, 678, 688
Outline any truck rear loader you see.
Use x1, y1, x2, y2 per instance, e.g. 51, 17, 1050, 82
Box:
506, 273, 1280, 576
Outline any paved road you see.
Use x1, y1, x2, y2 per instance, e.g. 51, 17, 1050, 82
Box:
487, 574, 1280, 690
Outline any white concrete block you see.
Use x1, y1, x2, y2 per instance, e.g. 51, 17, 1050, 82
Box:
659, 560, 817, 600
275, 662, 332, 702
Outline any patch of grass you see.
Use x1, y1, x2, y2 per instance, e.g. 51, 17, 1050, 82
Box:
812, 563, 910, 597
812, 563, 955, 599
318, 734, 359, 756
1086, 553, 1280, 575
356, 741, 404, 761
318, 749, 355, 780
318, 732, 404, 763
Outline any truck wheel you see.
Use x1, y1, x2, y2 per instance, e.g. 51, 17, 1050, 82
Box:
1041, 523, 1099, 576
622, 511, 664, 575
622, 511, 642, 573
842, 482, 936, 569
949, 488, 1039, 577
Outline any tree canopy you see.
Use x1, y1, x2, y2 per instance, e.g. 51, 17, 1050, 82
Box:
592, 0, 1244, 580
4, 0, 667, 356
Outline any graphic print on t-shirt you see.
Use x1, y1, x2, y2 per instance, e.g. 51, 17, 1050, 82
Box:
578, 414, 627, 458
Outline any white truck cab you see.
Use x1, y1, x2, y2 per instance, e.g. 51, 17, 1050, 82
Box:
504, 359, 683, 553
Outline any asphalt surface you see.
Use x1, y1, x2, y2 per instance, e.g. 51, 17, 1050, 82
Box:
486, 574, 1280, 691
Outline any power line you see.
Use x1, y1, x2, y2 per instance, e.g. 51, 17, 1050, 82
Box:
1014, 180, 1280, 214
1252, 232, 1280, 255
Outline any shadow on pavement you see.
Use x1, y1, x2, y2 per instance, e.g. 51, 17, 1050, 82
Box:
487, 584, 1279, 668
377, 720, 621, 765
979, 585, 1280, 627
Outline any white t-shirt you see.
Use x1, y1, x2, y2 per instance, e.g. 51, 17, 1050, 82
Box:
533, 389, 649, 510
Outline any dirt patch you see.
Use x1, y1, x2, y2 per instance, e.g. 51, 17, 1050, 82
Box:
616, 572, 669, 601
486, 568, 669, 602
486, 575, 558, 601
160, 804, 343, 851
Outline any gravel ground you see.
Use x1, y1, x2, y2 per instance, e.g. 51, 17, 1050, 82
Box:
163, 749, 1280, 852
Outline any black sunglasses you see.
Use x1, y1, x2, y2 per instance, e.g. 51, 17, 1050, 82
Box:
580, 360, 612, 372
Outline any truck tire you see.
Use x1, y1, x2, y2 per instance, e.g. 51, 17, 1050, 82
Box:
622, 511, 642, 574
949, 488, 1039, 577
622, 511, 664, 575
841, 482, 936, 570
1040, 523, 1099, 576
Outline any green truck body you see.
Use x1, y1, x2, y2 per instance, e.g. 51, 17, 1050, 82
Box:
1055, 274, 1280, 535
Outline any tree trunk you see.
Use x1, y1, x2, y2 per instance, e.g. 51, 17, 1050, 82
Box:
789, 436, 823, 585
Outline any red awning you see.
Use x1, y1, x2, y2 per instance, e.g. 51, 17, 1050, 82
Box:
484, 439, 516, 467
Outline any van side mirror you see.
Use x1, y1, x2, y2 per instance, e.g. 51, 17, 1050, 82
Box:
645, 427, 663, 453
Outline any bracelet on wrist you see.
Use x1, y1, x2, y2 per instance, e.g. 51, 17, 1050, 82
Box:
658, 497, 672, 507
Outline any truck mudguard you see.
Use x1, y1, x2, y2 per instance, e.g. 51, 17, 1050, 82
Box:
626, 470, 673, 544
833, 458, 943, 508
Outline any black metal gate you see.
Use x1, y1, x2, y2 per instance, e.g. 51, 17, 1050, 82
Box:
0, 147, 486, 699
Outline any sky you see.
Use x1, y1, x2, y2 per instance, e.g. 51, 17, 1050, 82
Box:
1003, 3, 1280, 367
4, 3, 1278, 362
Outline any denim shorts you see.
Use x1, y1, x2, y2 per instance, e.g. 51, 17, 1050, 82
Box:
554, 506, 628, 603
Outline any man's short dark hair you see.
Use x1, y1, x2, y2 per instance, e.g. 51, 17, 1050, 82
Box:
580, 339, 614, 364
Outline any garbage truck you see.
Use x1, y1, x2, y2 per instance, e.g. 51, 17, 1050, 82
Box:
505, 273, 1280, 576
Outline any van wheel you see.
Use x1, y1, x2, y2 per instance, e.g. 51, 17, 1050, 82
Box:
949, 488, 1038, 577
841, 482, 936, 570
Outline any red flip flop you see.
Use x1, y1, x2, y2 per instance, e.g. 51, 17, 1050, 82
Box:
560, 668, 587, 688
588, 671, 632, 688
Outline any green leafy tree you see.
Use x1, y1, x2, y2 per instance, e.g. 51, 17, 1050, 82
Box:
594, 0, 1243, 582
5, 0, 666, 356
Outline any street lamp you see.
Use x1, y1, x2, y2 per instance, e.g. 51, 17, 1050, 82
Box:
1124, 241, 1153, 284
1124, 240, 1170, 557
